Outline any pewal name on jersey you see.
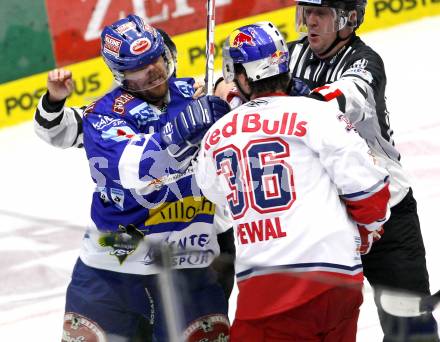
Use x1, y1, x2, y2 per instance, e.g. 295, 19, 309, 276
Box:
204, 112, 307, 151
237, 216, 286, 245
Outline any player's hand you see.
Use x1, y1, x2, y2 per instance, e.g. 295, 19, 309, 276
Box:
47, 68, 74, 103
192, 79, 206, 99
214, 78, 234, 100
213, 78, 245, 109
161, 95, 230, 166
288, 78, 311, 97
225, 86, 245, 109
357, 225, 384, 255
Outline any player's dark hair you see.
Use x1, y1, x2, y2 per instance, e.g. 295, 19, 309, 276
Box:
157, 28, 177, 77
157, 28, 177, 58
213, 77, 225, 94
234, 63, 291, 97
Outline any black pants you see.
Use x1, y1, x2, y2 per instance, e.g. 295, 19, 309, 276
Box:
362, 188, 439, 341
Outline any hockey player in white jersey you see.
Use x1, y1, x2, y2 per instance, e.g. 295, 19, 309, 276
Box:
290, 1, 439, 339
194, 22, 391, 341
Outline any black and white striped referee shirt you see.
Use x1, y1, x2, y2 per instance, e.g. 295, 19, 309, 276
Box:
288, 35, 410, 205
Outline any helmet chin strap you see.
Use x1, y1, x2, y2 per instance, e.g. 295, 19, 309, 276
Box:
315, 20, 355, 59
234, 78, 252, 101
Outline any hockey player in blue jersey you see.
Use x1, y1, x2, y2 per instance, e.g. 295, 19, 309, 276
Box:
51, 15, 233, 342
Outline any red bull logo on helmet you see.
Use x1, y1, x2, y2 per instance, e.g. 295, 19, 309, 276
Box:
229, 30, 255, 48
270, 50, 288, 65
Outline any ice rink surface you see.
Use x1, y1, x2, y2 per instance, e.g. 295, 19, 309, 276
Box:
1, 16, 440, 341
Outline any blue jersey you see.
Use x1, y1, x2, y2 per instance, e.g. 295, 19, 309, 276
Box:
80, 78, 230, 275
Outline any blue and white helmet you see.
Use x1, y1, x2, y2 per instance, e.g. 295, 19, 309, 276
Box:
222, 21, 289, 83
101, 14, 174, 90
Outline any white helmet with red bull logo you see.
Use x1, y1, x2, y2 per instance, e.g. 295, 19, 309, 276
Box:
222, 21, 289, 83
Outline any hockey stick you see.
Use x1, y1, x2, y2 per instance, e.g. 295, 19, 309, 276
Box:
154, 243, 185, 342
380, 289, 440, 317
204, 0, 216, 95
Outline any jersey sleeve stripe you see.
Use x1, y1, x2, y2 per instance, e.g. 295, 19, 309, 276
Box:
343, 183, 390, 226
237, 262, 363, 281
71, 108, 83, 147
35, 107, 64, 129
341, 177, 389, 200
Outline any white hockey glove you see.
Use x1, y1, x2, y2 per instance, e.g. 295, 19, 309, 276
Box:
357, 225, 384, 255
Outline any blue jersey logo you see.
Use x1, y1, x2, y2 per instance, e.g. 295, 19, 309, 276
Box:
174, 81, 194, 98
129, 102, 160, 129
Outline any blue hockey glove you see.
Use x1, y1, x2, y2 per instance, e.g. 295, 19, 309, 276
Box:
288, 78, 311, 97
161, 95, 230, 167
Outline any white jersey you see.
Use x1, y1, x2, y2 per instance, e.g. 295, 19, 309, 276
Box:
311, 78, 410, 207
196, 95, 390, 319
288, 36, 411, 207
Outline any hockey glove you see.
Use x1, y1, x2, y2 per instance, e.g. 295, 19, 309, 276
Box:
357, 225, 384, 255
161, 95, 230, 168
225, 86, 246, 110
288, 78, 311, 97
213, 77, 245, 110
